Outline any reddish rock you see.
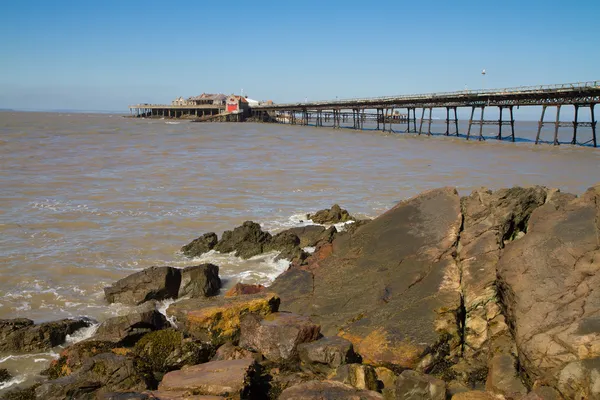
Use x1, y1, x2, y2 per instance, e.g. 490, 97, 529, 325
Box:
158, 359, 256, 399
239, 312, 321, 363
224, 283, 265, 297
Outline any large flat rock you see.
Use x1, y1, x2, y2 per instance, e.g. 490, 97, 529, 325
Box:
158, 359, 256, 399
270, 187, 463, 368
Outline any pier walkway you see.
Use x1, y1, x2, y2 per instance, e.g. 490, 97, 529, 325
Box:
251, 81, 599, 147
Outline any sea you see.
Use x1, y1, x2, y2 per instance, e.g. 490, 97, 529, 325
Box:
0, 110, 599, 392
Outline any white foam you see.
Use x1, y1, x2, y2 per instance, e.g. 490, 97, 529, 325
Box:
303, 246, 316, 254
65, 323, 99, 345
0, 375, 27, 390
156, 298, 178, 327
0, 352, 58, 364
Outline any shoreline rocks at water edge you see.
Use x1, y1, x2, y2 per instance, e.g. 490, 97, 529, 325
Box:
2, 186, 600, 399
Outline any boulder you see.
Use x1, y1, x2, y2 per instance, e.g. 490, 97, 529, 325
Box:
104, 266, 182, 305
278, 380, 383, 400
158, 359, 257, 399
375, 367, 397, 400
281, 225, 327, 248
267, 231, 301, 253
94, 302, 169, 345
43, 340, 117, 379
35, 353, 147, 400
239, 312, 321, 363
100, 393, 151, 400
332, 363, 379, 391
307, 204, 355, 224
485, 354, 527, 398
212, 342, 259, 362
181, 232, 218, 258
451, 391, 498, 400
178, 264, 221, 298
496, 185, 600, 398
395, 370, 446, 400
214, 221, 272, 259
271, 188, 463, 368
0, 368, 12, 383
298, 336, 359, 374
0, 385, 40, 400
0, 317, 93, 353
166, 292, 280, 345
145, 392, 224, 399
224, 283, 265, 297
133, 329, 214, 379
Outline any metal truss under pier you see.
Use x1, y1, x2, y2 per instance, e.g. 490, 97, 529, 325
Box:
251, 81, 599, 147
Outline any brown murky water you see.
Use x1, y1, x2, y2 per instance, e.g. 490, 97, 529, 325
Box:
0, 111, 599, 390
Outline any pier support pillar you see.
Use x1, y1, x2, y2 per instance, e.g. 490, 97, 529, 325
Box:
478, 106, 485, 141
466, 107, 475, 140
591, 104, 597, 148
535, 105, 548, 144
427, 107, 433, 136
571, 105, 579, 145
418, 108, 425, 135
553, 105, 561, 146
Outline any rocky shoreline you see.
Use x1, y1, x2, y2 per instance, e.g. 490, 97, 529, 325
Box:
1, 186, 599, 399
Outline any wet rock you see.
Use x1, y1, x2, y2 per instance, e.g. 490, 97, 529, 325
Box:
166, 292, 280, 346
332, 363, 379, 391
281, 225, 326, 248
100, 393, 150, 400
35, 353, 147, 400
239, 312, 320, 363
496, 185, 600, 398
133, 329, 214, 381
178, 264, 221, 298
104, 266, 182, 305
0, 384, 40, 400
485, 354, 527, 398
527, 386, 563, 400
307, 204, 355, 225
343, 219, 370, 235
395, 370, 446, 400
0, 317, 93, 353
224, 283, 265, 297
43, 340, 117, 379
94, 302, 169, 345
271, 188, 463, 368
214, 221, 272, 259
181, 232, 218, 258
211, 342, 259, 362
158, 359, 257, 398
278, 380, 383, 400
298, 336, 358, 374
267, 231, 300, 254
0, 368, 11, 383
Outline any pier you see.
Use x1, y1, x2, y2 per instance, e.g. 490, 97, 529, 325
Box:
251, 81, 599, 147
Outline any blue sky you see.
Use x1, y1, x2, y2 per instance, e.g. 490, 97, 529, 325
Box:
0, 0, 598, 115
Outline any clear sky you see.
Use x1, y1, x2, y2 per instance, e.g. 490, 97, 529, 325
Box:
0, 0, 598, 115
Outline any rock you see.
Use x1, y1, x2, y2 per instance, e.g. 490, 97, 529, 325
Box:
333, 364, 379, 391
375, 367, 397, 400
496, 185, 600, 398
451, 391, 498, 400
395, 370, 446, 400
458, 186, 548, 365
267, 231, 300, 254
0, 317, 93, 353
94, 302, 169, 345
0, 368, 11, 383
42, 340, 117, 379
100, 393, 150, 400
239, 312, 321, 363
0, 384, 40, 400
307, 204, 355, 225
281, 225, 327, 248
271, 188, 463, 368
298, 336, 359, 374
181, 232, 218, 258
133, 329, 214, 380
278, 380, 383, 400
104, 266, 182, 305
214, 221, 272, 259
212, 342, 259, 361
35, 353, 147, 400
262, 368, 314, 399
178, 264, 221, 298
485, 354, 527, 398
224, 283, 265, 297
158, 359, 257, 398
529, 386, 562, 400
145, 391, 225, 399
166, 292, 280, 346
